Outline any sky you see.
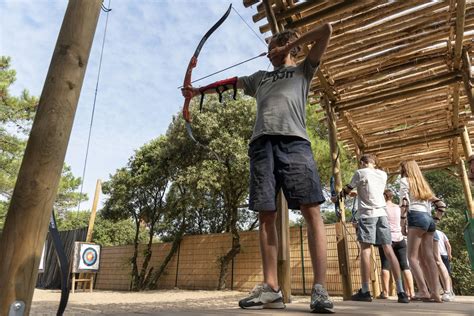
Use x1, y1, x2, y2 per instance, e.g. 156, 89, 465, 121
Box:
1, 0, 271, 210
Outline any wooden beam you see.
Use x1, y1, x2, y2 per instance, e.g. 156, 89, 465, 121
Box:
461, 125, 473, 158
365, 128, 463, 153
286, 0, 361, 30
337, 74, 461, 112
322, 96, 353, 300
340, 111, 366, 150
86, 179, 102, 242
461, 48, 474, 113
454, 0, 467, 70
316, 70, 338, 102
0, 1, 102, 314
458, 158, 474, 218
263, 0, 281, 34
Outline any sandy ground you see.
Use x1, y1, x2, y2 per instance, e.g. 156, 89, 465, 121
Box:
31, 289, 474, 316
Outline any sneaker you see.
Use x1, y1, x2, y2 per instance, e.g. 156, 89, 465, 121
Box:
351, 289, 372, 302
310, 284, 334, 313
441, 291, 455, 302
397, 292, 410, 303
238, 284, 285, 309
377, 292, 388, 299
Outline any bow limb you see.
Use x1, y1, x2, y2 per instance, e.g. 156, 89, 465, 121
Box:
49, 210, 70, 316
182, 56, 197, 123
181, 4, 232, 127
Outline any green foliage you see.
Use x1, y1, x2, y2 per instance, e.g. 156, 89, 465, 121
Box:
57, 210, 147, 246
306, 104, 357, 187
425, 169, 474, 295
0, 56, 37, 200
0, 57, 86, 229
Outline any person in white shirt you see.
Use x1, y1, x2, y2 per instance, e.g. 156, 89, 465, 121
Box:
434, 229, 455, 301
339, 154, 409, 303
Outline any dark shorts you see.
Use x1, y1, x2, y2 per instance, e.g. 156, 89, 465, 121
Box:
379, 239, 410, 271
408, 210, 436, 232
248, 135, 325, 211
357, 216, 392, 245
441, 255, 452, 275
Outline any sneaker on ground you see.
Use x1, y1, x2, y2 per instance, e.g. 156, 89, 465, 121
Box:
397, 292, 410, 303
351, 289, 372, 302
376, 292, 388, 299
238, 284, 285, 309
441, 291, 455, 302
310, 284, 334, 313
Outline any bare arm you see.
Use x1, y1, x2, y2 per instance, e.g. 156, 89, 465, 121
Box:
288, 23, 332, 67
445, 239, 452, 260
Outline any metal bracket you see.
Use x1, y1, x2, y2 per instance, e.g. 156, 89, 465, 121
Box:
8, 301, 25, 316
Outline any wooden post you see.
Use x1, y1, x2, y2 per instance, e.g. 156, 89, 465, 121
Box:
0, 1, 102, 314
370, 245, 380, 296
323, 96, 353, 299
86, 179, 102, 242
458, 159, 474, 218
276, 191, 291, 302
459, 127, 474, 218
461, 48, 474, 113
77, 179, 102, 291
262, 0, 291, 303
460, 126, 473, 158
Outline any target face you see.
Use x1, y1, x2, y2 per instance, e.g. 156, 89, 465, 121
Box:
82, 247, 98, 266
76, 243, 101, 271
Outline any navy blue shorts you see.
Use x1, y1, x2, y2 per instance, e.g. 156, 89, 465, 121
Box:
248, 135, 325, 211
408, 210, 436, 232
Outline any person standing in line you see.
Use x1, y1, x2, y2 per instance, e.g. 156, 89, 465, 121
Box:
338, 154, 409, 303
399, 160, 446, 302
433, 228, 455, 301
377, 189, 414, 299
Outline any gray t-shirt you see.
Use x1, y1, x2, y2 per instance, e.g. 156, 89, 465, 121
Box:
349, 168, 388, 218
239, 59, 318, 143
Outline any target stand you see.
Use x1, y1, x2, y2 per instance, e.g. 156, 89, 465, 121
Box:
71, 242, 101, 293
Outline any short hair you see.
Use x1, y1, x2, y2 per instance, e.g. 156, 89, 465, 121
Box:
383, 189, 394, 201
360, 154, 376, 166
270, 29, 301, 57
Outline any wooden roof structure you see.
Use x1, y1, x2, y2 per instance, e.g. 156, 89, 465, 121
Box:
244, 0, 474, 174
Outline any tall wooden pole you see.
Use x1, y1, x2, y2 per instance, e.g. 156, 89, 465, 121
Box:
323, 95, 353, 300
0, 1, 102, 314
262, 0, 291, 303
86, 179, 102, 242
458, 159, 474, 218
459, 127, 474, 217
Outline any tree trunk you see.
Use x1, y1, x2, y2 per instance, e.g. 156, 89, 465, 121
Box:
217, 206, 240, 289
148, 222, 186, 289
130, 218, 141, 291
138, 222, 155, 290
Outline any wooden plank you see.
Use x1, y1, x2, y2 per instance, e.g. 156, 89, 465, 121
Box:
454, 0, 467, 69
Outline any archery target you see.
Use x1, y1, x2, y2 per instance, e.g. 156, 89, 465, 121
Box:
77, 243, 101, 271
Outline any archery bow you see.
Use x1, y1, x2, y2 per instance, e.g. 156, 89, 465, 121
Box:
49, 210, 70, 316
182, 4, 233, 143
